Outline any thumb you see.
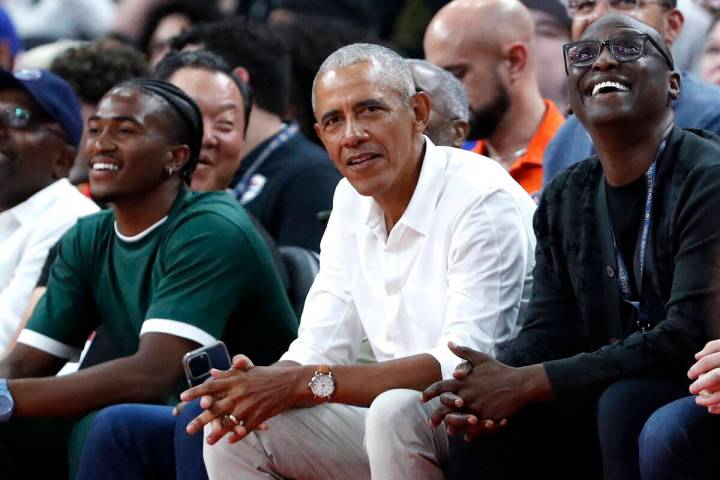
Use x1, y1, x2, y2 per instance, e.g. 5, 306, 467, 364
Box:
232, 354, 254, 370
448, 341, 489, 365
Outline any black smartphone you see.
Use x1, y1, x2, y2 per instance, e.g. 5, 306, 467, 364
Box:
182, 341, 232, 387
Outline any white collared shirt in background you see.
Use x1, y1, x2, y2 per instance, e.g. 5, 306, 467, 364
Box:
281, 138, 537, 379
0, 179, 99, 349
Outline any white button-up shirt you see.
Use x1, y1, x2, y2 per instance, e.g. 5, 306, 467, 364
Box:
281, 139, 537, 379
0, 179, 99, 349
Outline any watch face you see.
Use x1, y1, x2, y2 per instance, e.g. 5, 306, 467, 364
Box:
311, 374, 334, 398
0, 395, 11, 415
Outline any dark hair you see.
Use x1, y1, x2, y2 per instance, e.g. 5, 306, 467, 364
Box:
171, 19, 290, 116
50, 39, 149, 104
117, 78, 203, 184
139, 0, 222, 56
153, 49, 252, 135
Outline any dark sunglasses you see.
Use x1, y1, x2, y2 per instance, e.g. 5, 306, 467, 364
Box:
563, 33, 674, 75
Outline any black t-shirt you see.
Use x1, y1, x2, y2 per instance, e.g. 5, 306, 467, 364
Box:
605, 175, 647, 284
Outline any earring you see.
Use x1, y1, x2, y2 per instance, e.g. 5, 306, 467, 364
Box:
165, 165, 175, 177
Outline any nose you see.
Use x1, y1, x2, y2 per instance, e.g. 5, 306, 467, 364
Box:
202, 119, 218, 149
340, 116, 369, 147
88, 127, 116, 155
592, 42, 618, 71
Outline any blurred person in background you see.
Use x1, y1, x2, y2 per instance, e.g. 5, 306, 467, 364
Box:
408, 58, 469, 148
139, 0, 222, 67
521, 0, 572, 111
3, 0, 114, 48
425, 0, 565, 197
698, 15, 720, 84
0, 8, 20, 71
171, 20, 341, 252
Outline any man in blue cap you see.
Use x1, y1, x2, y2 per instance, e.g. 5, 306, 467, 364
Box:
0, 68, 98, 352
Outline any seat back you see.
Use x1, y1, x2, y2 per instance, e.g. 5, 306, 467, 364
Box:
279, 246, 320, 318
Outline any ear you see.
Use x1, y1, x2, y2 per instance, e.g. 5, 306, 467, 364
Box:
167, 144, 191, 174
51, 144, 76, 180
411, 91, 431, 134
663, 9, 684, 45
451, 119, 470, 148
504, 42, 529, 81
233, 66, 250, 84
668, 71, 681, 103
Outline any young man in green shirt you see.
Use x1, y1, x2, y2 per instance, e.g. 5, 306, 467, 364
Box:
0, 79, 297, 477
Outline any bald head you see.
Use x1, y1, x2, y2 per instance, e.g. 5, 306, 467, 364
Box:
408, 59, 469, 147
425, 0, 535, 61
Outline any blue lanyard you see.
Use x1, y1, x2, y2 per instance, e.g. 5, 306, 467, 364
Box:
609, 140, 666, 333
230, 123, 299, 202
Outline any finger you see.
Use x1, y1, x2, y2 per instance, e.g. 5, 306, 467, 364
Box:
172, 401, 189, 416
696, 340, 720, 359
453, 362, 472, 380
257, 422, 268, 431
186, 399, 231, 435
708, 405, 720, 415
444, 412, 478, 430
448, 342, 490, 366
422, 379, 459, 402
200, 395, 215, 409
689, 369, 720, 394
688, 353, 720, 380
429, 404, 455, 428
439, 392, 464, 409
694, 390, 720, 407
232, 354, 254, 370
181, 379, 224, 402
499, 418, 509, 428
206, 423, 233, 445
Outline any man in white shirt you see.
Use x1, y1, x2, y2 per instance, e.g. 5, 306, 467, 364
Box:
0, 68, 98, 350
181, 43, 537, 479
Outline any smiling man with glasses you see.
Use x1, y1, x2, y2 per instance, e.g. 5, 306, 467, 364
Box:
423, 14, 720, 479
543, 0, 720, 187
0, 68, 98, 353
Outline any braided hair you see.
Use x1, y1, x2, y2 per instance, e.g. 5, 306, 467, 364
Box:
116, 78, 203, 184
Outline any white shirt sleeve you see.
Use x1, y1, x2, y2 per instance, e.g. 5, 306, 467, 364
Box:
423, 190, 535, 379
0, 218, 73, 348
280, 184, 364, 366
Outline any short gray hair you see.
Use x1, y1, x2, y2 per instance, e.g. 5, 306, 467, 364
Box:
312, 43, 415, 113
407, 59, 469, 123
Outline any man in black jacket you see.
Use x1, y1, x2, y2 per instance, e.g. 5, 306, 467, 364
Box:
424, 13, 720, 480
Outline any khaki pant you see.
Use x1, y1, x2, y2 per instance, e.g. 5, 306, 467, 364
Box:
203, 389, 448, 479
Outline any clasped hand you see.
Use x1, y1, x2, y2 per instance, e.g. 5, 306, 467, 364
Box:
180, 354, 300, 445
689, 339, 720, 414
422, 342, 541, 441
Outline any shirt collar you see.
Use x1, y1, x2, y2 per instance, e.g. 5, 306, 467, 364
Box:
5, 179, 72, 226
363, 137, 447, 237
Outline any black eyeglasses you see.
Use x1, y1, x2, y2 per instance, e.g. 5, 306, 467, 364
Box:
563, 33, 674, 75
567, 0, 672, 20
0, 106, 32, 129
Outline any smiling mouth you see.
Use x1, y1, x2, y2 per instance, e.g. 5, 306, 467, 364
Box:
91, 162, 120, 172
590, 81, 630, 97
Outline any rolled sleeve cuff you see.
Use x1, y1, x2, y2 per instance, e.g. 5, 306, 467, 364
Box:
279, 341, 333, 366
424, 345, 465, 380
18, 329, 82, 361
140, 319, 216, 346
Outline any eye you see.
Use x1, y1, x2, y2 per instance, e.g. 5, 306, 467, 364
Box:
216, 120, 235, 132
569, 43, 598, 63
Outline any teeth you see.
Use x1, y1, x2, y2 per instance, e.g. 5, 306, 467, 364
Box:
592, 81, 630, 97
92, 163, 119, 171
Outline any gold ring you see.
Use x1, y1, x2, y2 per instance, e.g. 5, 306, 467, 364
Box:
226, 413, 241, 425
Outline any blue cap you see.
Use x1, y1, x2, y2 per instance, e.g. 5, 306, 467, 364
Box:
0, 68, 83, 147
0, 8, 20, 58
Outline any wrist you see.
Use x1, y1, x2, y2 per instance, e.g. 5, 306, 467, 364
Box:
292, 366, 317, 405
519, 364, 555, 403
